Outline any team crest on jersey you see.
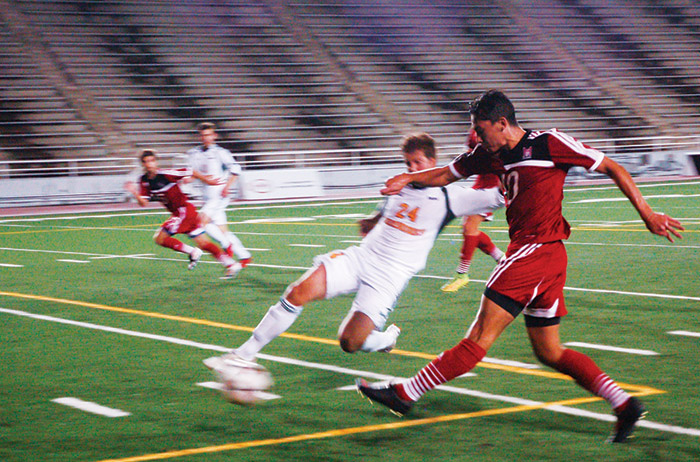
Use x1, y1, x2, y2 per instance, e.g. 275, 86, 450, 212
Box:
523, 147, 533, 160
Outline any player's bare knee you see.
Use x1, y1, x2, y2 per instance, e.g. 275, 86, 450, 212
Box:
339, 335, 361, 353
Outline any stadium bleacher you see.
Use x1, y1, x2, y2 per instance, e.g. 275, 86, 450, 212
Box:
0, 0, 698, 179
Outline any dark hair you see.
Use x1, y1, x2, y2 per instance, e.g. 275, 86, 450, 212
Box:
140, 149, 157, 162
401, 132, 436, 159
197, 122, 216, 132
469, 90, 518, 125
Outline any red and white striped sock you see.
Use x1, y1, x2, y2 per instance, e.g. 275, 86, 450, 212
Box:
554, 348, 630, 410
161, 236, 192, 254
396, 338, 486, 402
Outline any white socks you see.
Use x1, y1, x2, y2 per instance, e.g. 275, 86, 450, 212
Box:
234, 299, 302, 360
359, 324, 401, 352
227, 232, 251, 259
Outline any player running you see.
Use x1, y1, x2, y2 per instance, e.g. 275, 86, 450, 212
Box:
186, 122, 252, 267
125, 149, 241, 278
441, 130, 505, 292
203, 132, 505, 373
357, 90, 684, 443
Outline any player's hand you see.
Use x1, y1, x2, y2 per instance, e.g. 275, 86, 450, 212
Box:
644, 212, 684, 242
380, 173, 411, 196
221, 188, 229, 198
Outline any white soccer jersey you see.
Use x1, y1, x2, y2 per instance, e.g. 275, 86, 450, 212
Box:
360, 183, 501, 274
186, 144, 242, 201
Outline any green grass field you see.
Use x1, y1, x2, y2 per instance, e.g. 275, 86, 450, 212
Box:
1, 179, 699, 462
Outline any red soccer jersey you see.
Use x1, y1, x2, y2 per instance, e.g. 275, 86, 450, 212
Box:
448, 129, 604, 248
138, 168, 192, 215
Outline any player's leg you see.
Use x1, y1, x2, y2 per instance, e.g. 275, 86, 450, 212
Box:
191, 233, 235, 268
232, 264, 328, 361
527, 321, 645, 442
358, 295, 514, 414
153, 228, 194, 254
337, 275, 404, 353
337, 310, 401, 354
397, 296, 513, 399
223, 227, 252, 263
199, 204, 234, 252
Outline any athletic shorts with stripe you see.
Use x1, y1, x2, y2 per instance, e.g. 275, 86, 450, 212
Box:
484, 241, 568, 321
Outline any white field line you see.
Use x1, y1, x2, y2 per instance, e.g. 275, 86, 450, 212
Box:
668, 330, 700, 338
51, 397, 130, 418
563, 342, 659, 356
0, 199, 380, 224
0, 263, 23, 267
288, 244, 326, 248
1, 246, 699, 302
56, 259, 90, 264
2, 307, 699, 438
90, 253, 155, 260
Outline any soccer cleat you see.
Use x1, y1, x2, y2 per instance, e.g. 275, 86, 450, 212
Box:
203, 352, 263, 372
239, 257, 252, 268
607, 397, 647, 443
356, 378, 413, 417
222, 261, 243, 279
379, 324, 401, 353
188, 248, 203, 270
440, 273, 470, 292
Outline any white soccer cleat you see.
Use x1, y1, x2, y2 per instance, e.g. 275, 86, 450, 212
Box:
222, 261, 243, 279
379, 324, 401, 353
188, 248, 203, 270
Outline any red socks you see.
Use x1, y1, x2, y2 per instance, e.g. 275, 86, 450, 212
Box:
397, 338, 486, 401
554, 348, 630, 409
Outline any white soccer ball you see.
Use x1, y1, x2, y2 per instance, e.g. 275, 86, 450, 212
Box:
215, 362, 273, 405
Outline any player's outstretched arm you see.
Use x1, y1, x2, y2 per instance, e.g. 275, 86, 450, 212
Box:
380, 166, 456, 196
124, 182, 148, 207
596, 156, 684, 242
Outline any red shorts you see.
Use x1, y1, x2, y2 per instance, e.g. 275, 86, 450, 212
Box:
484, 241, 568, 320
162, 203, 205, 237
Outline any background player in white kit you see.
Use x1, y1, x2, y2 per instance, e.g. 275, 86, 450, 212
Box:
204, 132, 505, 372
186, 122, 252, 267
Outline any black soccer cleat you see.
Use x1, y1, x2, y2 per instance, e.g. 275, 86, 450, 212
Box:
608, 396, 647, 443
356, 378, 413, 417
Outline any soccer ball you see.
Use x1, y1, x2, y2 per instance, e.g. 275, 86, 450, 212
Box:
214, 362, 273, 405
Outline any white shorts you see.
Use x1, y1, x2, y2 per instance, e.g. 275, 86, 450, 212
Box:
200, 194, 230, 226
312, 246, 412, 329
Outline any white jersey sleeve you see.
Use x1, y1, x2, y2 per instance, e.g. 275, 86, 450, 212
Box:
444, 183, 505, 218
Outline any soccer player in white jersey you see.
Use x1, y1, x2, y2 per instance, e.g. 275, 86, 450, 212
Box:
186, 122, 252, 267
203, 133, 505, 371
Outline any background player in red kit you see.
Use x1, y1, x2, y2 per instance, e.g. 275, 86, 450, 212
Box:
125, 149, 241, 278
441, 129, 504, 292
358, 90, 684, 443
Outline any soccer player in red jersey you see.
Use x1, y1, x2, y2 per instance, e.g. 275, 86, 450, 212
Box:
358, 90, 684, 443
441, 130, 504, 292
125, 150, 241, 278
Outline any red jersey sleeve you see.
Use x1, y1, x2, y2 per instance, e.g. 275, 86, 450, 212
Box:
545, 129, 604, 171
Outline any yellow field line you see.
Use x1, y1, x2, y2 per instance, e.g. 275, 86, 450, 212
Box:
0, 290, 664, 396
94, 393, 654, 462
